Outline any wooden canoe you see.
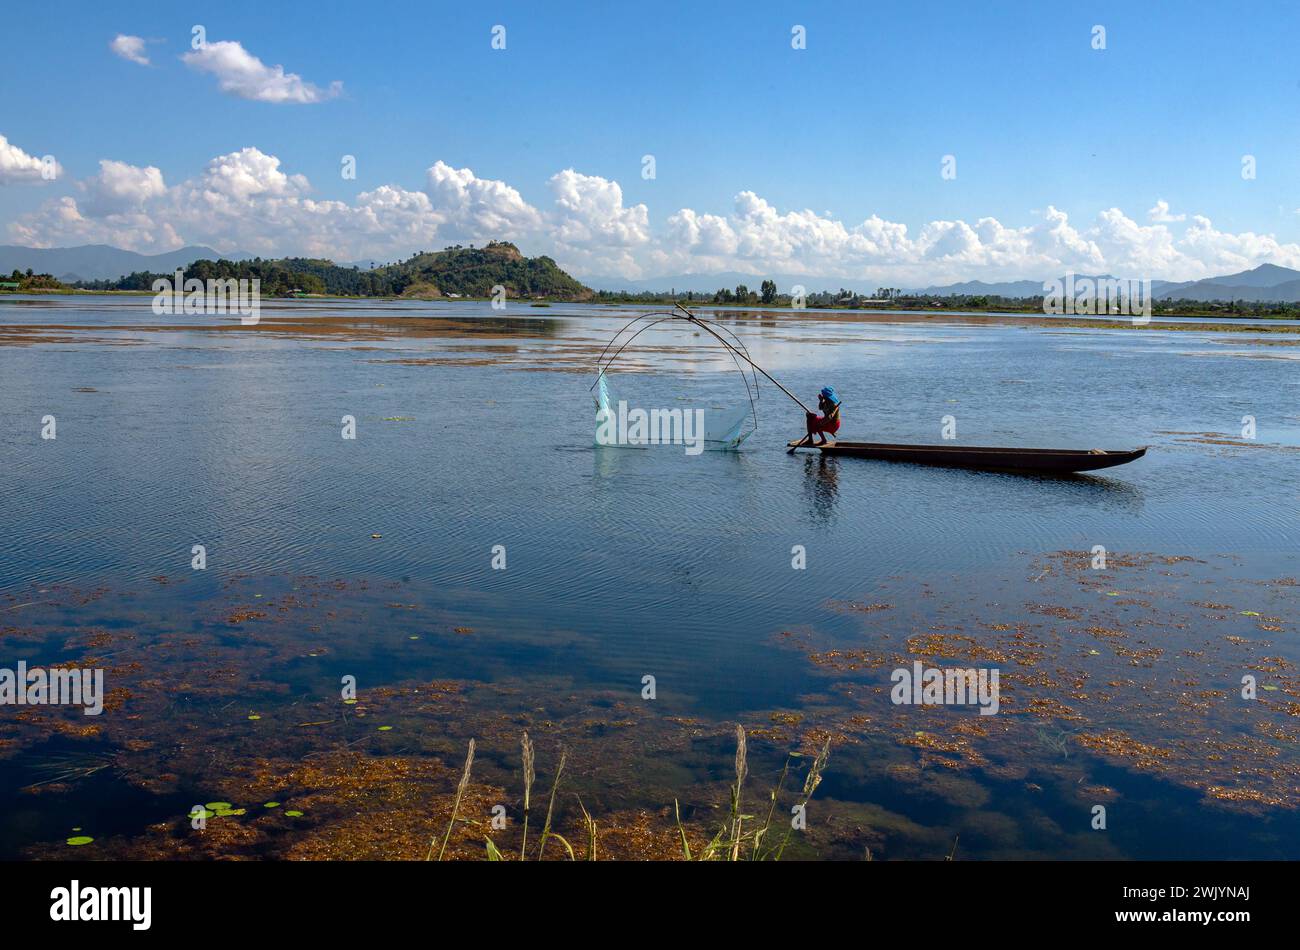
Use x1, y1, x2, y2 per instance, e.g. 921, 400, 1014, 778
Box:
786, 439, 1147, 474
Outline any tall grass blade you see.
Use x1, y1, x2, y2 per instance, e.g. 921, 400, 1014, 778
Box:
729, 724, 748, 861
430, 738, 475, 861
520, 731, 535, 860
773, 737, 830, 861
673, 799, 692, 861
577, 796, 597, 861
536, 748, 567, 861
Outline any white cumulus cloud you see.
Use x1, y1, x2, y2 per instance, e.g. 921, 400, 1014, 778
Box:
109, 34, 151, 66
0, 134, 59, 185
9, 143, 1300, 285
426, 161, 543, 239
1147, 199, 1185, 223
182, 40, 342, 104
80, 159, 167, 215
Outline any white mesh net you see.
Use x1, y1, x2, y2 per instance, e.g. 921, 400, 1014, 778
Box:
593, 369, 754, 451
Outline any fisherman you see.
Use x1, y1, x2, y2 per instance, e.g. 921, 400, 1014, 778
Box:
805, 386, 842, 445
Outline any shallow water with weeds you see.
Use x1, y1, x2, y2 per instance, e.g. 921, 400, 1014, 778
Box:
0, 296, 1296, 859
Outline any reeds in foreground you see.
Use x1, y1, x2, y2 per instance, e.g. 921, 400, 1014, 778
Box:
534, 747, 569, 859
431, 725, 830, 861
519, 731, 536, 860
679, 725, 832, 861
429, 738, 475, 861
475, 741, 576, 861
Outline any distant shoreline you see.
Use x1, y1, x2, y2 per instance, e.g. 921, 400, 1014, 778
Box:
3, 288, 1298, 335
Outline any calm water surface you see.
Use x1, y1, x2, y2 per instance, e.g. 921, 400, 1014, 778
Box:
0, 296, 1296, 859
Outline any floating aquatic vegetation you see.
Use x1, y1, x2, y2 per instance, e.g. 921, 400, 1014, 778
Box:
6, 548, 1295, 861
225, 610, 267, 624
66, 836, 93, 846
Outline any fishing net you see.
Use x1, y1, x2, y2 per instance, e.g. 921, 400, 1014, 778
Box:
593, 368, 754, 451
591, 310, 759, 452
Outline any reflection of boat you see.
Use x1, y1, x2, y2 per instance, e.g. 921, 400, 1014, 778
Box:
786, 440, 1147, 474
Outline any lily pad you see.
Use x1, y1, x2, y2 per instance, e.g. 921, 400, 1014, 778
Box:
248, 714, 261, 721
284, 810, 304, 817
205, 802, 233, 810
66, 836, 94, 846
264, 801, 280, 808
377, 725, 393, 731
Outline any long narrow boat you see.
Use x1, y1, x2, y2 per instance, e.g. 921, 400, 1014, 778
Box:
786, 439, 1147, 474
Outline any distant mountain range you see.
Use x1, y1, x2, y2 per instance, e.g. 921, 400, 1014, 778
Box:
0, 244, 253, 283
1149, 263, 1300, 302
912, 263, 1300, 302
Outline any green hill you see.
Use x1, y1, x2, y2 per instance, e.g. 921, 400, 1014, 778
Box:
76, 241, 592, 300
379, 241, 590, 300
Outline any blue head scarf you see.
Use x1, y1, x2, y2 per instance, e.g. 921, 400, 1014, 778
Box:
819, 386, 840, 406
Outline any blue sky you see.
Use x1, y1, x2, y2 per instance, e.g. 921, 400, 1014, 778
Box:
3, 0, 1299, 283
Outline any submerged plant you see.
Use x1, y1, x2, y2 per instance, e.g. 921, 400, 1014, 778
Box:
21, 750, 127, 790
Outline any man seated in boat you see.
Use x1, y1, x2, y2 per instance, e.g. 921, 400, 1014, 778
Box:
805, 387, 842, 444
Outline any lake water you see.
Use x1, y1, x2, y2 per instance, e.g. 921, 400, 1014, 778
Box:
0, 295, 1296, 860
